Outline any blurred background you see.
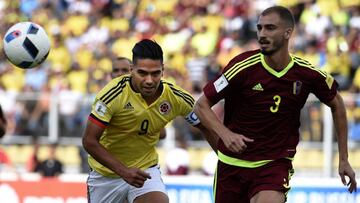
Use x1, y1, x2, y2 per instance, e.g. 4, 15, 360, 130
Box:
0, 0, 359, 202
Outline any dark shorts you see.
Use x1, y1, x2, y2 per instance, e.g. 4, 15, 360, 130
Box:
214, 158, 294, 203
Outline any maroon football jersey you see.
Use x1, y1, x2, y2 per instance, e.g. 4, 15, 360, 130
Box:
203, 49, 338, 161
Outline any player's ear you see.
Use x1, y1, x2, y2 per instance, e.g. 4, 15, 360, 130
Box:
284, 28, 292, 40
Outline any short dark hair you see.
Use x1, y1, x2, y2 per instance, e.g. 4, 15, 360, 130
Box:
132, 39, 163, 65
116, 56, 132, 63
261, 6, 295, 28
112, 56, 132, 67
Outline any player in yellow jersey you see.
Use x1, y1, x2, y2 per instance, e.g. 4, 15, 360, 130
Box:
110, 56, 166, 140
82, 39, 213, 203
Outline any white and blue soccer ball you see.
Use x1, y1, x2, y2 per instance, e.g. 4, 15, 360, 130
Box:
3, 22, 50, 69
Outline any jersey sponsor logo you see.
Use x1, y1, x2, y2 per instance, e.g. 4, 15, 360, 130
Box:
95, 101, 107, 117
252, 83, 264, 91
214, 75, 228, 93
293, 81, 302, 95
159, 101, 171, 115
123, 102, 134, 110
185, 111, 200, 126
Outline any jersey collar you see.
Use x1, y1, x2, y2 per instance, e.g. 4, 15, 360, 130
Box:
260, 54, 294, 78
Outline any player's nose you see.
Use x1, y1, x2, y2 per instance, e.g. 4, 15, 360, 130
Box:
144, 74, 154, 84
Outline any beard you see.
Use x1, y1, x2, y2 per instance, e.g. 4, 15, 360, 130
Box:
260, 47, 277, 55
259, 38, 285, 56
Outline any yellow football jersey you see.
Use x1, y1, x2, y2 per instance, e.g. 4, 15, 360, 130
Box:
88, 75, 197, 177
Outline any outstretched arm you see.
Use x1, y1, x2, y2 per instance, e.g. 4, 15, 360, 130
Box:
194, 94, 253, 153
326, 92, 357, 193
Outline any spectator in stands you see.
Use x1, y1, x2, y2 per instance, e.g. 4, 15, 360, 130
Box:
165, 139, 189, 175
26, 135, 41, 173
36, 143, 63, 177
201, 150, 217, 176
0, 147, 13, 173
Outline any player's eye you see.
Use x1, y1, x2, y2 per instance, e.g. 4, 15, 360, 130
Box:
151, 71, 162, 77
257, 25, 262, 31
137, 70, 148, 76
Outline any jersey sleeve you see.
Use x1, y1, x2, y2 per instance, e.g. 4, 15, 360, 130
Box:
203, 52, 247, 104
88, 79, 124, 128
166, 82, 200, 125
311, 71, 338, 103
88, 98, 113, 128
88, 76, 129, 128
175, 86, 195, 117
203, 74, 230, 104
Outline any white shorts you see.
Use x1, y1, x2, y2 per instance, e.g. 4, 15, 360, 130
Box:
87, 165, 167, 203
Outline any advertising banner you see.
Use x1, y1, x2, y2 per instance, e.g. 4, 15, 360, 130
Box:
0, 175, 359, 203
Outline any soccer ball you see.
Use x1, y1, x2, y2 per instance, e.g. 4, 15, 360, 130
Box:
3, 22, 50, 69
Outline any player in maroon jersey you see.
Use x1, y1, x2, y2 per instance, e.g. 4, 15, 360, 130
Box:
194, 6, 357, 203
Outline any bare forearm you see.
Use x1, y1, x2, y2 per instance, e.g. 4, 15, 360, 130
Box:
83, 138, 128, 175
194, 96, 229, 141
197, 124, 219, 152
329, 94, 349, 161
82, 122, 128, 176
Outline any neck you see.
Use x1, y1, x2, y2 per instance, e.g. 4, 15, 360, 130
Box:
144, 89, 161, 105
144, 82, 163, 105
263, 48, 291, 71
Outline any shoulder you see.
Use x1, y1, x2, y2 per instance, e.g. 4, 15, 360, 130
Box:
222, 49, 261, 80
291, 55, 327, 78
96, 75, 131, 105
225, 49, 261, 69
161, 79, 195, 107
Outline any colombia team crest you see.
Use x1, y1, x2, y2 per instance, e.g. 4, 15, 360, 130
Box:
159, 101, 171, 115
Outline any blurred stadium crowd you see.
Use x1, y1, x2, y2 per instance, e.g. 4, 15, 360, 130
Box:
0, 0, 360, 175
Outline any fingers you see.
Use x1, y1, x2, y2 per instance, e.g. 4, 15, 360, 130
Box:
340, 173, 347, 186
242, 135, 254, 143
227, 142, 247, 153
348, 179, 357, 193
138, 171, 151, 179
132, 172, 151, 188
125, 168, 151, 188
340, 170, 357, 193
133, 180, 145, 188
347, 175, 357, 193
226, 134, 254, 153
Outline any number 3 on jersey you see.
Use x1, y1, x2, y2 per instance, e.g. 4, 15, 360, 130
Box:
270, 95, 281, 113
138, 119, 149, 135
